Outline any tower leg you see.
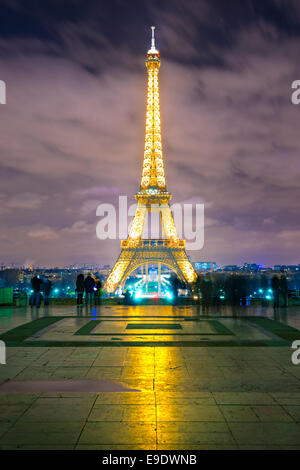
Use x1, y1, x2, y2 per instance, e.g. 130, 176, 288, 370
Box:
128, 203, 147, 239
158, 262, 161, 295
146, 262, 149, 293
160, 204, 178, 239
104, 258, 131, 293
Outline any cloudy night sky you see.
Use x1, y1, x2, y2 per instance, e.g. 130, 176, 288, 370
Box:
0, 0, 300, 268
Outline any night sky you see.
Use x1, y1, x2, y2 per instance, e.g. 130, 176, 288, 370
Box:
0, 0, 300, 267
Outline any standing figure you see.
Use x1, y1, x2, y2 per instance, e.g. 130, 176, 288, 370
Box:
42, 278, 52, 306
271, 275, 280, 309
30, 275, 43, 308
124, 289, 132, 305
94, 277, 103, 305
170, 275, 181, 303
84, 273, 95, 306
279, 273, 288, 307
201, 275, 213, 312
75, 274, 85, 307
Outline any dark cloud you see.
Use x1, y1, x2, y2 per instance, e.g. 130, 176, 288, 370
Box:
0, 0, 299, 266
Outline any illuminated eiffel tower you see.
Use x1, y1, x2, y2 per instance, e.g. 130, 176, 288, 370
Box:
104, 27, 197, 293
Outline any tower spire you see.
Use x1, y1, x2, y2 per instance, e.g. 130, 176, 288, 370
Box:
150, 26, 156, 51
141, 26, 165, 191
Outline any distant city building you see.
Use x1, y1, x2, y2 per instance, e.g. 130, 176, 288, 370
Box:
223, 265, 240, 272
274, 265, 286, 271
242, 263, 261, 272
274, 265, 300, 272
193, 262, 217, 271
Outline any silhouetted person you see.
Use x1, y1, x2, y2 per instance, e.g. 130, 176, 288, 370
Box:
194, 275, 202, 316
170, 275, 181, 303
76, 274, 85, 306
124, 289, 132, 305
30, 275, 43, 308
84, 273, 95, 306
280, 273, 288, 307
42, 278, 52, 306
271, 274, 280, 308
225, 274, 248, 306
94, 277, 102, 305
201, 275, 213, 311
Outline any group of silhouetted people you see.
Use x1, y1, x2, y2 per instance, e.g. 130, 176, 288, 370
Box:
75, 273, 102, 306
271, 273, 288, 308
29, 272, 102, 308
193, 272, 289, 310
30, 275, 52, 308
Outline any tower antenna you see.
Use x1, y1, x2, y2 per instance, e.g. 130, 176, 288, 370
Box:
151, 26, 156, 50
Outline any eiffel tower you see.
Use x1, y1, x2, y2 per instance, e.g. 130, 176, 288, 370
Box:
104, 27, 197, 294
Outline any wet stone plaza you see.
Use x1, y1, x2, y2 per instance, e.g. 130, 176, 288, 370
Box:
0, 304, 300, 449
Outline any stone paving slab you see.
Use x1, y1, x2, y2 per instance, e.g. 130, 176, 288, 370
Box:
228, 422, 300, 446
78, 422, 157, 445
96, 392, 155, 404
0, 421, 85, 446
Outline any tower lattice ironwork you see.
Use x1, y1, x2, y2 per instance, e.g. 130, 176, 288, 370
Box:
104, 27, 197, 293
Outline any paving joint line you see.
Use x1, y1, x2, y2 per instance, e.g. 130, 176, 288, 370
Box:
74, 392, 99, 448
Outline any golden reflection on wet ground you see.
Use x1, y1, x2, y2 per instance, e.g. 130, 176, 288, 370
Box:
0, 304, 300, 449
